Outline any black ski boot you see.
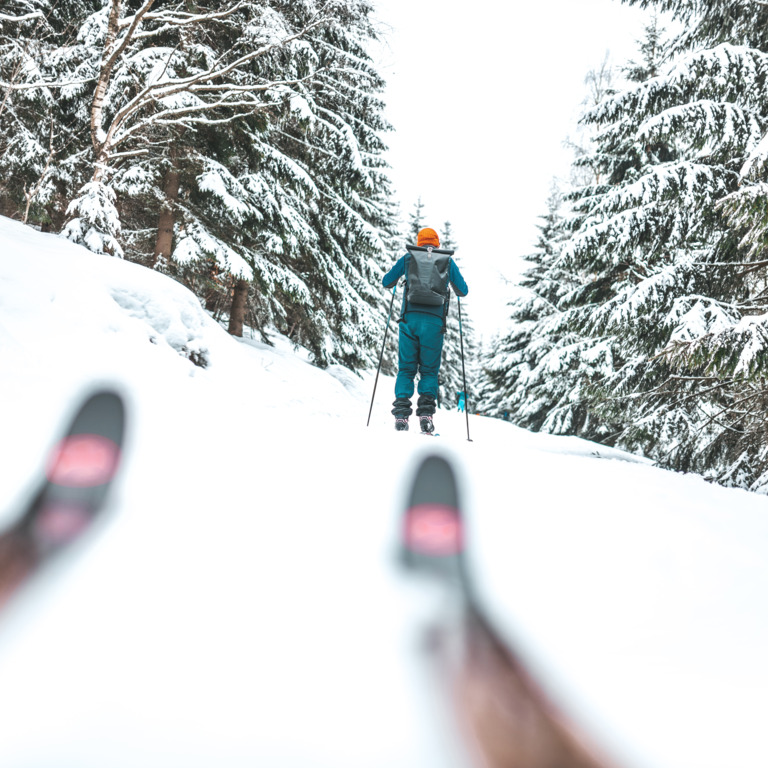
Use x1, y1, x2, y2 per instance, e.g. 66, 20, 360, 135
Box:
416, 394, 437, 434
392, 398, 412, 432
419, 415, 435, 434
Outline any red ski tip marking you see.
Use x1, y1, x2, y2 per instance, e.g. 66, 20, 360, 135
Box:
46, 434, 121, 488
404, 504, 463, 556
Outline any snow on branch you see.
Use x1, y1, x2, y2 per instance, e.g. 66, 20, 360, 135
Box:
131, 1, 246, 30
0, 12, 43, 23
108, 70, 326, 152
0, 77, 97, 91
84, 1, 336, 180
128, 2, 248, 42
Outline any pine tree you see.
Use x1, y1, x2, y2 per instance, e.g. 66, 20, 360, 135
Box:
480, 186, 566, 424
378, 197, 404, 377
438, 220, 479, 411
408, 196, 426, 242
537, 16, 678, 444
554, 5, 768, 488
478, 184, 618, 437
245, 0, 399, 367
477, 45, 642, 442
0, 1, 94, 231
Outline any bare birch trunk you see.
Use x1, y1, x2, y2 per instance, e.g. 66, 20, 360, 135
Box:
90, 0, 123, 170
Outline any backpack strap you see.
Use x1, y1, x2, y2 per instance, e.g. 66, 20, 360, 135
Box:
441, 289, 450, 334
398, 253, 410, 323
439, 257, 453, 334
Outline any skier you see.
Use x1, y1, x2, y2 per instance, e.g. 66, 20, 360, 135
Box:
382, 227, 469, 433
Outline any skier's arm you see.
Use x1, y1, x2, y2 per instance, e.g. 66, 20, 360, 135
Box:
382, 256, 406, 289
450, 261, 468, 297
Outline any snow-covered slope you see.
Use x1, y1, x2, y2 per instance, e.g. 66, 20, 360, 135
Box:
0, 215, 767, 768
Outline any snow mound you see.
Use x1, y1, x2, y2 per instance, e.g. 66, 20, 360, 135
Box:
104, 279, 213, 368
0, 216, 218, 371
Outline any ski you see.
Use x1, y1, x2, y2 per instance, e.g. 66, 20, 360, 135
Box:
400, 453, 465, 583
399, 453, 618, 768
0, 390, 126, 612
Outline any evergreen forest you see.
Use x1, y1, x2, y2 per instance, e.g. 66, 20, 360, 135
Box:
0, 0, 476, 395
481, 1, 768, 493
0, 0, 408, 370
8, 0, 768, 494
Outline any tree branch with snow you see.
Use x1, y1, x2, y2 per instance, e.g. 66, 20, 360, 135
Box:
0, 12, 43, 23
63, 0, 338, 257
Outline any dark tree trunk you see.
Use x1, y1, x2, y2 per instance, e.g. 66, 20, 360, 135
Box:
228, 279, 249, 336
152, 164, 180, 267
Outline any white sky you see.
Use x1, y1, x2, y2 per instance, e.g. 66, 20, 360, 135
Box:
369, 0, 650, 342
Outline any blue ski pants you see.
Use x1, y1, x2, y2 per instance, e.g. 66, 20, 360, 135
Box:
393, 313, 444, 415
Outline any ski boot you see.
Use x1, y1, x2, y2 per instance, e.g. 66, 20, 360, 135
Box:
394, 418, 409, 432
419, 415, 435, 434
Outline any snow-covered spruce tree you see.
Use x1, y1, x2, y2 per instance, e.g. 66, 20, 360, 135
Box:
477, 185, 619, 437
530, 18, 675, 442
148, 0, 400, 369
407, 196, 426, 241
163, 0, 399, 367
437, 221, 479, 411
0, 1, 90, 230
256, 0, 399, 368
477, 53, 630, 441
563, 6, 768, 488
480, 186, 567, 424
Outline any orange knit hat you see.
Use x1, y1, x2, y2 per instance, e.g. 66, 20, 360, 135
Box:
416, 227, 440, 247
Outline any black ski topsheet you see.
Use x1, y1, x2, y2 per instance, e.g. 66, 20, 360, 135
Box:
400, 452, 620, 768
0, 390, 125, 611
400, 453, 466, 587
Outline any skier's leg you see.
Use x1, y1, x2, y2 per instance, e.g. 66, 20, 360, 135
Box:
416, 394, 437, 417
392, 321, 418, 418
416, 315, 444, 418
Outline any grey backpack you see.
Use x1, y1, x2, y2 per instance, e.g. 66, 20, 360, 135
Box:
404, 245, 455, 306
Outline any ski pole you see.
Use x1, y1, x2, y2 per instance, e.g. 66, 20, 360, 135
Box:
367, 285, 397, 427
458, 297, 473, 442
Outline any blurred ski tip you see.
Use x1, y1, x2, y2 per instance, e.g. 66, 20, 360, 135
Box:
0, 389, 126, 611
399, 453, 468, 587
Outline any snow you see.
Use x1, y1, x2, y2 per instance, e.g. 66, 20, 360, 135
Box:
197, 162, 253, 223
1, 214, 768, 767
740, 130, 768, 178
290, 94, 315, 122
62, 181, 124, 257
